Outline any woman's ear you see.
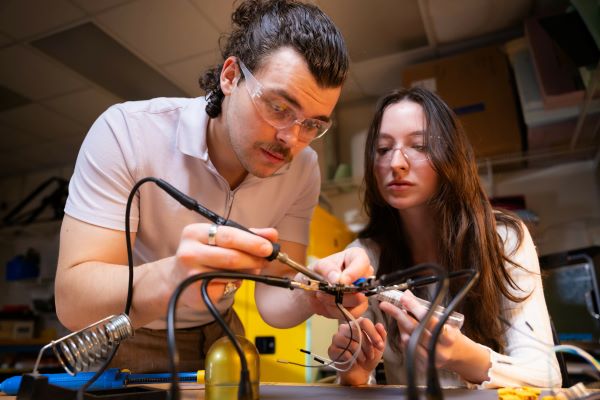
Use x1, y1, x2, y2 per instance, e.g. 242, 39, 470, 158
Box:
220, 56, 240, 96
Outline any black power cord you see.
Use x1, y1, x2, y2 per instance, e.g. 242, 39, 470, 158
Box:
165, 271, 295, 400
425, 269, 479, 400
378, 263, 449, 400
75, 177, 161, 400
68, 177, 449, 400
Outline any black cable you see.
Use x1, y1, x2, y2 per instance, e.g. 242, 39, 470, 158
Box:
75, 346, 119, 400
200, 278, 253, 400
124, 177, 160, 315
333, 301, 355, 368
153, 178, 282, 261
166, 271, 294, 400
425, 269, 479, 400
85, 175, 205, 397
75, 177, 160, 399
76, 177, 447, 398
378, 263, 448, 400
405, 264, 448, 400
366, 272, 464, 298
401, 271, 475, 292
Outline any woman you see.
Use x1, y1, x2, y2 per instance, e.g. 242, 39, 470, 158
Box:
328, 87, 561, 388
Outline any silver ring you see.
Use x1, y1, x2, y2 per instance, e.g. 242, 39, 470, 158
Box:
207, 224, 218, 246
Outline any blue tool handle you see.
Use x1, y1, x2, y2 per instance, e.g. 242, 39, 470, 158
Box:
0, 368, 123, 395
127, 371, 199, 383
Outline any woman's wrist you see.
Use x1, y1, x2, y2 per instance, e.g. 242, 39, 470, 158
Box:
338, 369, 372, 386
447, 335, 491, 384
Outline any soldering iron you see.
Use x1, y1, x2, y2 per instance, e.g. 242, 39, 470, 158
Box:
153, 178, 328, 283
0, 368, 202, 395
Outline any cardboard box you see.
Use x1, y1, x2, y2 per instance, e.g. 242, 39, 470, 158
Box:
0, 319, 34, 339
527, 112, 600, 150
506, 38, 600, 151
525, 16, 586, 109
402, 45, 523, 158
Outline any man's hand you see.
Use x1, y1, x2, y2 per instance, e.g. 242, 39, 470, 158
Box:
168, 223, 278, 310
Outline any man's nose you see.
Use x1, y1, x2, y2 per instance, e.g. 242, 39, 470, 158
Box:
275, 123, 301, 147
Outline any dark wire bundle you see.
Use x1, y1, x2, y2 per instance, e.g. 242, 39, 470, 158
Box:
76, 177, 479, 400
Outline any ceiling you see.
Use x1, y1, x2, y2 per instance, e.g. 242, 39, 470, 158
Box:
0, 0, 538, 178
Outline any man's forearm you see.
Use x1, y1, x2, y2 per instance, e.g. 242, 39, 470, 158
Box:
255, 281, 315, 328
55, 257, 174, 331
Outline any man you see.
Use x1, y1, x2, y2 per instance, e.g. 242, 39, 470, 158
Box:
55, 0, 371, 373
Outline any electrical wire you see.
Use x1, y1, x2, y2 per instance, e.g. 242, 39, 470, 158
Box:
425, 268, 479, 400
552, 345, 600, 374
166, 271, 295, 400
323, 304, 364, 371
124, 177, 160, 315
70, 178, 454, 399
277, 301, 363, 372
498, 315, 600, 392
200, 278, 252, 400
377, 263, 448, 400
76, 177, 160, 400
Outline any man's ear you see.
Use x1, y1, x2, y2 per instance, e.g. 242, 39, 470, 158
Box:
220, 56, 240, 96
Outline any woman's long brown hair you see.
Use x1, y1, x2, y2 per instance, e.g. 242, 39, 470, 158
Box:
360, 87, 526, 352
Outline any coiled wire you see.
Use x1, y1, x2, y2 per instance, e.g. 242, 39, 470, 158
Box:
33, 314, 133, 376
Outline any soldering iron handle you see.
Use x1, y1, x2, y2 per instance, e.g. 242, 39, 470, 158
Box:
219, 219, 280, 261
267, 242, 280, 261
155, 178, 281, 261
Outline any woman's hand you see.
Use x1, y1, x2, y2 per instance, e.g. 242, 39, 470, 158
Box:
327, 317, 387, 385
306, 248, 374, 319
379, 290, 490, 383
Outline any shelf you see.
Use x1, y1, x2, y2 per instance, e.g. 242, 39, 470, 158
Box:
476, 144, 599, 172
0, 338, 56, 356
0, 338, 50, 346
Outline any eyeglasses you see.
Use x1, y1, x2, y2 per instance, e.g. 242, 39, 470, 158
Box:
238, 60, 332, 143
375, 143, 430, 164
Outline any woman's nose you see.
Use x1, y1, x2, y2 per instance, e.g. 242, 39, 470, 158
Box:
389, 147, 409, 170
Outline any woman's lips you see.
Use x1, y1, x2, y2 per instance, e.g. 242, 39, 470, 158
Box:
387, 180, 414, 189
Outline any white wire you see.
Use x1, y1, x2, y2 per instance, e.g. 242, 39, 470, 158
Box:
499, 317, 600, 389
553, 345, 600, 374
277, 303, 363, 372
319, 303, 364, 372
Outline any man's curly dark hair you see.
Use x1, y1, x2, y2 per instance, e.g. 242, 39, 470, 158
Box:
199, 0, 349, 118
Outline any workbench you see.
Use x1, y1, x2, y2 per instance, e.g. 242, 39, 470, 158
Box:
0, 382, 548, 399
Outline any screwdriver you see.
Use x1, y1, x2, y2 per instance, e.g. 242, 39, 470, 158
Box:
155, 178, 327, 282
0, 369, 203, 395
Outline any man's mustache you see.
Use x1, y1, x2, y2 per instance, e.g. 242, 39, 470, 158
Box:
260, 142, 292, 163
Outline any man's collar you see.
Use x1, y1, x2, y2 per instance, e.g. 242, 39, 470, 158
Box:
176, 97, 210, 161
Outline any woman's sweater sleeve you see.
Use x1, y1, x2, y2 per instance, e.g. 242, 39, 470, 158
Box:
475, 223, 562, 389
